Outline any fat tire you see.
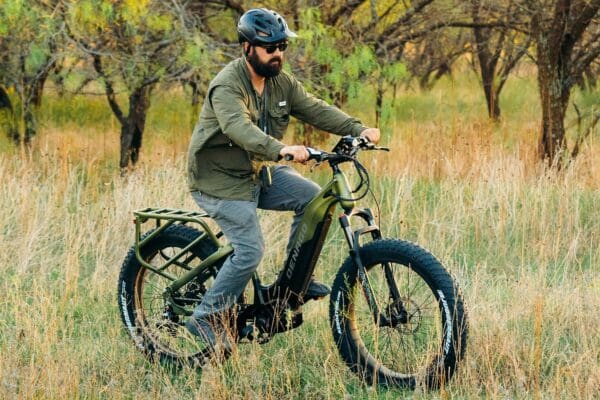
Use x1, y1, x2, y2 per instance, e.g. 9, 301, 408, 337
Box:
117, 224, 219, 366
329, 239, 467, 389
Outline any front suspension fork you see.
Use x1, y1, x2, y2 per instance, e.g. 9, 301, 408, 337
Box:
339, 209, 407, 326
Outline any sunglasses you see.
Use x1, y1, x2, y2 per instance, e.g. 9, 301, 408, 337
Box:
258, 42, 288, 54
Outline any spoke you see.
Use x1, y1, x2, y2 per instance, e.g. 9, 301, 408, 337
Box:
398, 327, 413, 373
408, 280, 429, 303
351, 257, 448, 378
381, 327, 393, 362
410, 293, 435, 319
389, 329, 405, 371
143, 276, 166, 292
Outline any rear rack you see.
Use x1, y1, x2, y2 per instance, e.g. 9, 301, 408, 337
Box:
132, 207, 227, 277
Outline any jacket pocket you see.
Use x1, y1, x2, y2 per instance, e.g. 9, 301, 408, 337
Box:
201, 145, 253, 179
268, 107, 290, 139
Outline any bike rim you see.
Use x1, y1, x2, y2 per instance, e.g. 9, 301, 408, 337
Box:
350, 261, 445, 379
134, 246, 214, 360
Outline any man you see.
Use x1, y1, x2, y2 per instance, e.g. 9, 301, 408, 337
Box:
186, 8, 380, 353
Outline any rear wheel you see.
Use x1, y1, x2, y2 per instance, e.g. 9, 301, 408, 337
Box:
329, 239, 467, 389
118, 225, 225, 366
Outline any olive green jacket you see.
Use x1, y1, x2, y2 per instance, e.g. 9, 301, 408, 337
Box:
187, 58, 367, 200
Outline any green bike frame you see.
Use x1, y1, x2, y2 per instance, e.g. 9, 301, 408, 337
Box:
132, 164, 382, 313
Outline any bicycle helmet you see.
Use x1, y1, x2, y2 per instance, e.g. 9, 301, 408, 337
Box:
237, 8, 297, 45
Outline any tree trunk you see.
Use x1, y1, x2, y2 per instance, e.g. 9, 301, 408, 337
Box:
0, 86, 18, 143
480, 62, 501, 120
537, 60, 569, 165
290, 0, 300, 30
30, 70, 49, 108
23, 106, 36, 145
375, 74, 384, 126
119, 87, 151, 170
533, 6, 574, 166
472, 3, 501, 121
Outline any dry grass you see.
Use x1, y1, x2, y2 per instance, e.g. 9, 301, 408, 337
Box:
0, 77, 598, 398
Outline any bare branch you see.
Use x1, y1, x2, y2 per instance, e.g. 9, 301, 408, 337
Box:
572, 41, 600, 78
327, 0, 368, 25
92, 55, 125, 125
379, 20, 513, 56
571, 111, 600, 158
376, 0, 435, 43
569, 1, 600, 44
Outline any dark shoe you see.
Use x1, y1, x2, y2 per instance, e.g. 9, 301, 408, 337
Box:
185, 316, 233, 359
305, 279, 331, 301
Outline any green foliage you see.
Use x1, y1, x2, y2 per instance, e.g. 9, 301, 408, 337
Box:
66, 0, 202, 92
0, 0, 61, 142
382, 62, 408, 85
291, 6, 408, 116
0, 0, 57, 83
574, 87, 600, 111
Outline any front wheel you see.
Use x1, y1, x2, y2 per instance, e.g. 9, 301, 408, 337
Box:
329, 239, 468, 389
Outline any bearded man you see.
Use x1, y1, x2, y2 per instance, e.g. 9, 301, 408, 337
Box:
186, 8, 380, 355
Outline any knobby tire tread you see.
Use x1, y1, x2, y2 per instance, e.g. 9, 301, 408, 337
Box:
329, 239, 467, 390
117, 224, 217, 366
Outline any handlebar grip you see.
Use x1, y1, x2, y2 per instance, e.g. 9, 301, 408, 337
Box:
284, 154, 294, 161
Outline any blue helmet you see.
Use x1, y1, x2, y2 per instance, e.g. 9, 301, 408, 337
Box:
237, 8, 297, 45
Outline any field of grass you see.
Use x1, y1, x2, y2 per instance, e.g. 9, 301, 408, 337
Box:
0, 71, 598, 399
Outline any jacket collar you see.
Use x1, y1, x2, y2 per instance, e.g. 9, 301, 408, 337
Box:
236, 57, 273, 96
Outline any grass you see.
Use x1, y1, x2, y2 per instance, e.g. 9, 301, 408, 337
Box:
0, 72, 598, 399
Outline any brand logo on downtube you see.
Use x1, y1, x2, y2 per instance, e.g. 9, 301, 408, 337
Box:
286, 223, 308, 279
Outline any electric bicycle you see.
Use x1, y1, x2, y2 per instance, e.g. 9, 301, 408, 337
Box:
117, 135, 468, 389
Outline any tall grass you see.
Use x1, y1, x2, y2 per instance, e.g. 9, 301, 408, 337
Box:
0, 73, 598, 398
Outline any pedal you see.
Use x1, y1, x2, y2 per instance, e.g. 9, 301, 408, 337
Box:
303, 293, 329, 302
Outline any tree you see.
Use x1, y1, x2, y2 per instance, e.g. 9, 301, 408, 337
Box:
0, 85, 17, 142
368, 0, 599, 163
65, 0, 204, 171
526, 0, 600, 164
184, 1, 247, 118
290, 2, 430, 129
404, 31, 468, 91
0, 0, 61, 145
470, 0, 531, 120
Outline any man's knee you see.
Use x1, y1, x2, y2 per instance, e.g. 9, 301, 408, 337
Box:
230, 241, 264, 271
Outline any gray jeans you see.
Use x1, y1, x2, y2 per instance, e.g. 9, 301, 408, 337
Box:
191, 165, 320, 319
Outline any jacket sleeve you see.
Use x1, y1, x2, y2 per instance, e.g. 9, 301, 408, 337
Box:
289, 76, 367, 137
211, 85, 285, 161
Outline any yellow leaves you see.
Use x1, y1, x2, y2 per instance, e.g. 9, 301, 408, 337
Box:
68, 0, 173, 40
152, 15, 172, 32
121, 0, 149, 24
68, 0, 107, 33
1, 0, 27, 29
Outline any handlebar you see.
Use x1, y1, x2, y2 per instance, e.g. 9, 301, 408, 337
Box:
280, 135, 389, 202
282, 135, 389, 163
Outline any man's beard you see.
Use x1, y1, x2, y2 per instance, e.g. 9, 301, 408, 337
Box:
247, 48, 283, 78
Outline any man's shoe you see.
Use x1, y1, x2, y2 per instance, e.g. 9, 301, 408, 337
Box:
185, 316, 233, 359
305, 279, 331, 301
